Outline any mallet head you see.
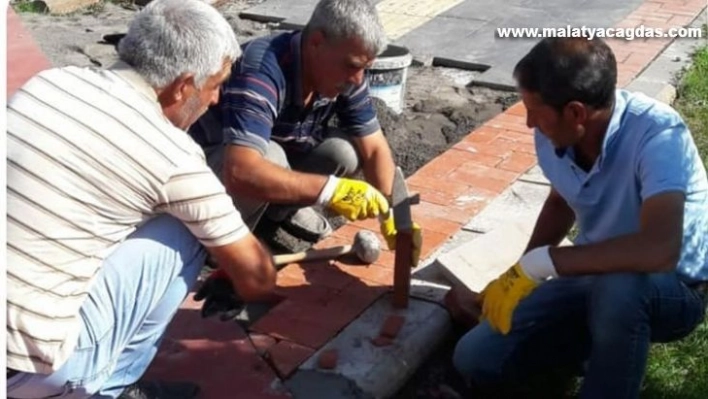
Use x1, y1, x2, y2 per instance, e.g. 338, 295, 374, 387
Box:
352, 230, 381, 264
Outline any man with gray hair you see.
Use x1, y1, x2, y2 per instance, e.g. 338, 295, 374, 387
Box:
6, 1, 276, 398
190, 0, 422, 266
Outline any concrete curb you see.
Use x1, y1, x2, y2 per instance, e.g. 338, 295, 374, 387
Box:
285, 294, 451, 399
282, 10, 708, 399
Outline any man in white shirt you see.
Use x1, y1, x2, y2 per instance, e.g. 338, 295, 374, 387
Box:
5, 1, 295, 398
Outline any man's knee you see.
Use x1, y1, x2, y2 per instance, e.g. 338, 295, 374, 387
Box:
306, 136, 360, 177
589, 273, 651, 338
264, 141, 289, 169
452, 323, 507, 384
324, 137, 359, 176
118, 215, 206, 288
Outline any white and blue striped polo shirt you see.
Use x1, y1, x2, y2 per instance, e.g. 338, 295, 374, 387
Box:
190, 30, 381, 156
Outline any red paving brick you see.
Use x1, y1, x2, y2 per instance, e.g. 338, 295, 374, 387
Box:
7, 9, 52, 98
317, 349, 339, 370
380, 315, 406, 339
145, 0, 708, 391
266, 340, 315, 378
144, 294, 289, 399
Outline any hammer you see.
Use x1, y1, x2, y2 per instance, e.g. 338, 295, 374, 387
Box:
272, 230, 381, 266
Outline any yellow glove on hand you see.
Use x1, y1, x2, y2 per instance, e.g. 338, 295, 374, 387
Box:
481, 246, 557, 335
379, 211, 423, 268
317, 176, 389, 221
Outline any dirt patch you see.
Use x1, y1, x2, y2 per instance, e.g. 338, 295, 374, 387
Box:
14, 1, 273, 68
377, 65, 518, 177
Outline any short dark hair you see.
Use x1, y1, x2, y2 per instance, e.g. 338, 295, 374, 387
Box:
513, 38, 617, 111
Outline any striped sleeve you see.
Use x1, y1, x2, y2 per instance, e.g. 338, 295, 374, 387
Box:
334, 80, 381, 137
220, 71, 280, 155
157, 162, 249, 247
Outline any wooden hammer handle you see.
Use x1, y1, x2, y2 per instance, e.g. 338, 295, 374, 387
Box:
272, 245, 353, 266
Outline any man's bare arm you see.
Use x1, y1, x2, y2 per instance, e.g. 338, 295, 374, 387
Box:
206, 233, 277, 301
223, 145, 327, 204
353, 129, 396, 197
550, 192, 684, 276
525, 187, 576, 253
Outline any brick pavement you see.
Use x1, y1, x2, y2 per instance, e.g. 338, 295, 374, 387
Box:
7, 1, 706, 397
239, 2, 707, 395
6, 8, 52, 97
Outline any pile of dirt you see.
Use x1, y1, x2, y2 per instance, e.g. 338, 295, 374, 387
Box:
374, 66, 519, 176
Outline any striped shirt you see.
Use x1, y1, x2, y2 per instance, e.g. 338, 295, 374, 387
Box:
6, 62, 249, 374
189, 31, 381, 155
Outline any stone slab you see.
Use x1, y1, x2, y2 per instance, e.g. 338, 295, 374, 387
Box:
518, 165, 551, 186
436, 220, 537, 293
285, 294, 450, 399
463, 180, 551, 233
240, 0, 320, 24
241, 0, 643, 88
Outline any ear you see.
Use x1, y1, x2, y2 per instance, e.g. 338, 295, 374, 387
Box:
159, 73, 196, 105
564, 101, 587, 125
308, 30, 326, 50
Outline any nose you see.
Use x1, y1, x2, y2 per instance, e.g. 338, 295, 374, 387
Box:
349, 69, 365, 86
526, 113, 535, 129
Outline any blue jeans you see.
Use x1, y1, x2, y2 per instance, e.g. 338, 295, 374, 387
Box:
453, 272, 706, 399
7, 215, 206, 398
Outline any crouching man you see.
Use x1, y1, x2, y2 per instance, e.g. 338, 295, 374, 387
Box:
453, 37, 708, 399
6, 1, 278, 398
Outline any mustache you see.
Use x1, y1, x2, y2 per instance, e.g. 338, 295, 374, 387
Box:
335, 83, 354, 92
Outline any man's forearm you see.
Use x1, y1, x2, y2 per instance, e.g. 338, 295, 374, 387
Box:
525, 189, 576, 253
225, 151, 327, 204
361, 143, 395, 197
355, 130, 396, 198
550, 231, 680, 276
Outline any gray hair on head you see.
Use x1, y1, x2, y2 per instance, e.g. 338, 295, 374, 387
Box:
118, 0, 240, 89
305, 0, 388, 55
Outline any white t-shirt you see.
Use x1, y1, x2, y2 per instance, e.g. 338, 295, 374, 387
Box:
6, 62, 248, 373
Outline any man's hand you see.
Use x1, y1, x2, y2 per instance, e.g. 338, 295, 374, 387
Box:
317, 176, 390, 221
481, 246, 557, 334
379, 211, 423, 267
193, 269, 245, 321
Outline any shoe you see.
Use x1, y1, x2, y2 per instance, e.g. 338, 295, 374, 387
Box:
278, 207, 333, 242
118, 380, 200, 399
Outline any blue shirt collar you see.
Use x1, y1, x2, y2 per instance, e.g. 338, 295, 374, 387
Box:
596, 89, 627, 169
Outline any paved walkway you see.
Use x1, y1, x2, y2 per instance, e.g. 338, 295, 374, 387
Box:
242, 0, 688, 88
6, 7, 52, 97
6, 0, 707, 398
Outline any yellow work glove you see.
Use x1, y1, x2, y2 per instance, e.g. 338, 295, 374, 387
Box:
481, 246, 557, 335
379, 211, 423, 268
317, 176, 389, 221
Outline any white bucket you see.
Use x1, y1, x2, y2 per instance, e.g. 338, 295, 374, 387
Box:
365, 45, 413, 114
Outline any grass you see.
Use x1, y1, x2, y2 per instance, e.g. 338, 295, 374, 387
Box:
11, 0, 45, 13
674, 45, 708, 167
639, 43, 708, 399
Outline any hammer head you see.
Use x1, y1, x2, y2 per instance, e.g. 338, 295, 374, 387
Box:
352, 230, 381, 264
